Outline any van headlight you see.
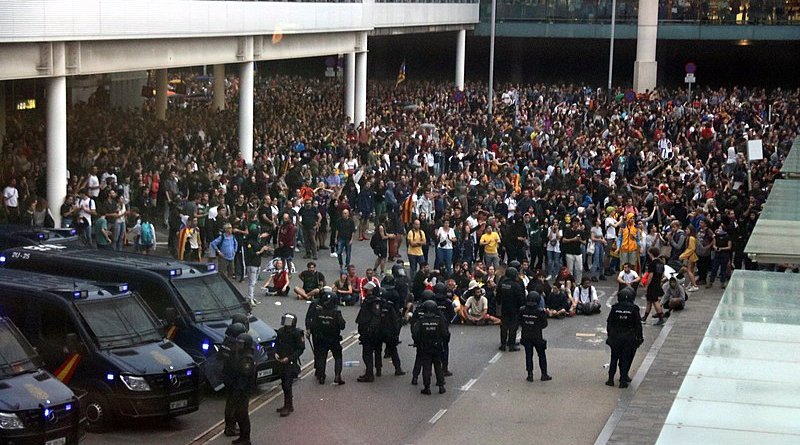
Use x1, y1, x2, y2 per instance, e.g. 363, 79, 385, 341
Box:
0, 412, 24, 430
120, 375, 151, 391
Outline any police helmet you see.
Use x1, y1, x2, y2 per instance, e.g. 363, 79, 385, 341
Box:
280, 313, 298, 328
382, 274, 395, 286
392, 263, 406, 277
422, 300, 438, 314
235, 333, 254, 350
320, 292, 336, 309
526, 291, 541, 304
506, 267, 519, 280
421, 290, 436, 301
617, 287, 636, 303
433, 282, 447, 295
509, 260, 521, 270
225, 322, 247, 338
231, 313, 250, 330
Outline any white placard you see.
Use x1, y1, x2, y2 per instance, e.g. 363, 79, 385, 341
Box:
684, 73, 696, 84
747, 139, 763, 161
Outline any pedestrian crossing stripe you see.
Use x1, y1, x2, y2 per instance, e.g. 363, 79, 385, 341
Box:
54, 353, 81, 384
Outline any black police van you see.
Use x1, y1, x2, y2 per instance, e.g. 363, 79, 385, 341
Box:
0, 316, 84, 445
0, 225, 83, 251
0, 245, 279, 390
0, 268, 200, 431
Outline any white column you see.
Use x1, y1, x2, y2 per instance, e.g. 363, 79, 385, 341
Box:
354, 51, 368, 127
47, 76, 67, 229
155, 69, 168, 120
633, 0, 658, 93
455, 29, 466, 91
238, 61, 254, 165
344, 52, 356, 124
212, 64, 226, 112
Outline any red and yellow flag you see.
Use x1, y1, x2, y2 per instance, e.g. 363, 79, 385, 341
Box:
513, 173, 521, 193
400, 195, 414, 225
166, 325, 178, 341
54, 353, 82, 384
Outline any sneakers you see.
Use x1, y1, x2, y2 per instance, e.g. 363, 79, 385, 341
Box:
251, 299, 261, 306
334, 376, 345, 385
655, 317, 665, 326
686, 285, 699, 292
330, 252, 338, 257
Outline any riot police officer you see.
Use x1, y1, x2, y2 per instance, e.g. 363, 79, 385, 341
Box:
231, 313, 250, 332
308, 291, 346, 385
356, 282, 383, 382
411, 300, 449, 395
433, 282, 455, 376
519, 291, 552, 382
222, 322, 248, 437
275, 313, 305, 416
606, 287, 643, 388
497, 267, 525, 351
378, 280, 406, 376
410, 290, 436, 385
228, 333, 256, 445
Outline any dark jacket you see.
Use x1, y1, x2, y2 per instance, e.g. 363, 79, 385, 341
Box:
518, 303, 548, 344
606, 301, 643, 349
228, 352, 256, 396
275, 326, 305, 365
411, 311, 449, 352
309, 304, 346, 342
497, 279, 525, 317
356, 295, 383, 341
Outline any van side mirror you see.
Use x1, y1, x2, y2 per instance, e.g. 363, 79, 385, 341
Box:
164, 307, 178, 324
65, 333, 81, 354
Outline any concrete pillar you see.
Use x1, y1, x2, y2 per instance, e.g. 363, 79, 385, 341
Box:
633, 0, 658, 93
155, 69, 168, 120
455, 29, 466, 91
212, 64, 226, 112
344, 52, 356, 123
47, 42, 67, 228
355, 51, 367, 127
238, 61, 254, 165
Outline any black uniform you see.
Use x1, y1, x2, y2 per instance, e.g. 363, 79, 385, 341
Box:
497, 268, 526, 350
221, 323, 247, 437
275, 323, 305, 414
433, 288, 455, 375
356, 294, 384, 381
226, 334, 256, 444
411, 302, 449, 394
518, 297, 551, 381
606, 293, 643, 388
378, 293, 404, 375
308, 297, 346, 384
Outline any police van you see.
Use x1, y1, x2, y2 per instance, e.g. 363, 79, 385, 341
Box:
0, 225, 83, 251
0, 245, 280, 390
0, 316, 84, 445
0, 267, 200, 431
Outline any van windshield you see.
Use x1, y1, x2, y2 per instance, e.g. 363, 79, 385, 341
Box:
0, 320, 39, 378
76, 295, 161, 349
172, 274, 246, 322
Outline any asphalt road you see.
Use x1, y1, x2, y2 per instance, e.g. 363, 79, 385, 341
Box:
83, 235, 691, 445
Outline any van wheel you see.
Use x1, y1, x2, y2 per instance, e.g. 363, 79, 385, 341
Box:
85, 392, 113, 432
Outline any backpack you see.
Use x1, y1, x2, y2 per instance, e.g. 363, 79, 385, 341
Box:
140, 222, 155, 245
370, 229, 382, 250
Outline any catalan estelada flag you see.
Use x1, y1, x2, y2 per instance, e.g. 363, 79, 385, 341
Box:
165, 325, 178, 341
400, 195, 414, 225
396, 60, 406, 87
54, 353, 82, 384
513, 173, 521, 193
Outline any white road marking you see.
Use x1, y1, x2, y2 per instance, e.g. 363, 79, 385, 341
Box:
429, 409, 447, 424
489, 352, 502, 363
460, 378, 478, 391
576, 333, 597, 337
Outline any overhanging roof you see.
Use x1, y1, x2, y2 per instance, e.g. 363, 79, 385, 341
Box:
745, 179, 800, 264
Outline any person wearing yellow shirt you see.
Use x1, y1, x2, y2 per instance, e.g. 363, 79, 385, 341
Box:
407, 219, 427, 275
480, 225, 501, 269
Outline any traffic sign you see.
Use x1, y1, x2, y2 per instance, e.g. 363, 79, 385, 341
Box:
685, 62, 697, 74
624, 90, 636, 102
684, 73, 696, 84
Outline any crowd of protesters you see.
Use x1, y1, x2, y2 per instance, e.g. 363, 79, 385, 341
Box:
1, 73, 798, 322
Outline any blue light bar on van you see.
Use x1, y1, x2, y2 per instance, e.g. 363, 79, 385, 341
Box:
119, 283, 129, 292
73, 290, 88, 300
44, 408, 51, 418
169, 269, 182, 277
186, 369, 193, 377
106, 373, 115, 381
0, 255, 5, 264
201, 341, 210, 352
36, 233, 46, 240
65, 404, 72, 411
69, 229, 77, 236
206, 264, 216, 272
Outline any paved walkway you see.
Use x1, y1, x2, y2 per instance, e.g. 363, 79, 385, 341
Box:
602, 287, 725, 445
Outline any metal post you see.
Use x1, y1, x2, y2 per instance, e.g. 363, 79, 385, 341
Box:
608, 0, 617, 95
488, 0, 497, 115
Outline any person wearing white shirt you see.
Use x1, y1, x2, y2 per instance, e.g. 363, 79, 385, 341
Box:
76, 189, 97, 245
435, 219, 457, 275
3, 178, 19, 222
86, 166, 101, 198
616, 262, 641, 293
572, 277, 601, 315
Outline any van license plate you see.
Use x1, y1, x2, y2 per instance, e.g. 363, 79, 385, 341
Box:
170, 399, 188, 410
257, 369, 273, 378
46, 438, 66, 445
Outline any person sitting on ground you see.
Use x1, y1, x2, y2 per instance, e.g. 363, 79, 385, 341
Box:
617, 262, 641, 293
572, 276, 601, 315
359, 268, 380, 302
460, 281, 501, 325
544, 281, 575, 318
333, 271, 357, 306
264, 258, 290, 296
661, 276, 687, 318
294, 261, 325, 300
